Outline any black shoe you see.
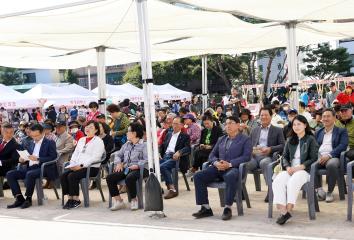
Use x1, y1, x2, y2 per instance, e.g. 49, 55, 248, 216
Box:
63, 200, 73, 209
221, 207, 232, 221
7, 195, 25, 209
192, 206, 213, 219
20, 199, 32, 209
276, 212, 292, 225
264, 193, 269, 203
69, 200, 81, 209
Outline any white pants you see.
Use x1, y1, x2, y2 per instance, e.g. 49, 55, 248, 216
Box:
273, 170, 310, 205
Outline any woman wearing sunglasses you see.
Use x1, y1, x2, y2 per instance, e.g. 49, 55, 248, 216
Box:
61, 120, 105, 209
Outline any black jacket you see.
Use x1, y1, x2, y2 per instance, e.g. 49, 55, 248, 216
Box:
200, 125, 224, 147
0, 138, 20, 176
160, 131, 191, 173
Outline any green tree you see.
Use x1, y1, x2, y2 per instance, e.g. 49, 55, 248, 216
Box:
302, 43, 352, 79
63, 69, 78, 84
0, 67, 23, 85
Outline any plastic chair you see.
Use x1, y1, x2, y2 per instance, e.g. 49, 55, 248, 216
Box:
108, 162, 145, 209
61, 153, 106, 207
346, 160, 354, 221
172, 159, 190, 193
0, 176, 4, 197
267, 161, 319, 220
202, 162, 251, 216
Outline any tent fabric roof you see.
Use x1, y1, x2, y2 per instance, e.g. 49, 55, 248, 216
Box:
178, 0, 354, 22
0, 0, 351, 69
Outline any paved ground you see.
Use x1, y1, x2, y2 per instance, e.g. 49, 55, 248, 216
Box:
0, 175, 353, 240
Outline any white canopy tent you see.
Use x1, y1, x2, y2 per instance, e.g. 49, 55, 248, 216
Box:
23, 84, 98, 107
0, 84, 37, 109
178, 0, 354, 21
92, 83, 143, 102
153, 84, 192, 101
62, 83, 97, 97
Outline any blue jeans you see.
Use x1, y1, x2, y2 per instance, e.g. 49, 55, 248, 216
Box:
160, 153, 177, 186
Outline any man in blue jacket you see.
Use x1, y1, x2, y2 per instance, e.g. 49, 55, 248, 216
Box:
6, 124, 57, 209
315, 108, 348, 202
193, 116, 252, 220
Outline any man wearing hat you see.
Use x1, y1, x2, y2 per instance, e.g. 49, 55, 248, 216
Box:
326, 82, 340, 108
54, 121, 75, 174
182, 113, 201, 146
336, 103, 354, 161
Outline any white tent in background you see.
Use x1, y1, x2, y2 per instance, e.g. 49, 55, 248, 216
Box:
92, 83, 143, 103
62, 84, 97, 97
23, 84, 97, 107
153, 84, 192, 101
0, 84, 38, 109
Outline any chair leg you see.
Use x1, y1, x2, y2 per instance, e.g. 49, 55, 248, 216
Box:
338, 173, 346, 201
236, 189, 244, 216
182, 173, 190, 191
306, 186, 316, 220
218, 188, 225, 207
253, 172, 261, 191
0, 176, 4, 197
36, 179, 44, 206
53, 186, 60, 200
314, 192, 320, 212
242, 183, 251, 208
347, 174, 353, 221
81, 179, 90, 207
172, 169, 179, 194
302, 189, 306, 199
96, 178, 105, 202
108, 192, 112, 208
268, 182, 273, 218
137, 180, 144, 209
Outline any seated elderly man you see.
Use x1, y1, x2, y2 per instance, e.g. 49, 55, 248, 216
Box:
315, 108, 348, 202
193, 116, 252, 221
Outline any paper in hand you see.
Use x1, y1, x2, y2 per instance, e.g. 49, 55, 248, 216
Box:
17, 150, 30, 161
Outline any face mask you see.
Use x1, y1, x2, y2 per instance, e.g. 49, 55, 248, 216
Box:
61, 110, 65, 113
71, 128, 78, 133
283, 106, 289, 111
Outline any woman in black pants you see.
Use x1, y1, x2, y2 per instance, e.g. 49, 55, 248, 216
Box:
106, 122, 148, 211
61, 120, 105, 209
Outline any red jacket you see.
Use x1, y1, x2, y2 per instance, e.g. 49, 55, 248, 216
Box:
336, 92, 354, 105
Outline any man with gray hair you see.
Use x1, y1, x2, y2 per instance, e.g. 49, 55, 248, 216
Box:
326, 82, 340, 108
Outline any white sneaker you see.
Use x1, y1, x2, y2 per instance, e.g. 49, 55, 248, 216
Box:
316, 188, 326, 201
110, 199, 125, 211
325, 192, 334, 203
130, 199, 139, 211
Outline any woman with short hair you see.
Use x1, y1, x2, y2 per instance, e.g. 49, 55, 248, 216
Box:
106, 122, 148, 211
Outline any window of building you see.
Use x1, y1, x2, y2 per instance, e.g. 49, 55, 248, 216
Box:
23, 73, 36, 84
258, 65, 263, 72
277, 63, 282, 70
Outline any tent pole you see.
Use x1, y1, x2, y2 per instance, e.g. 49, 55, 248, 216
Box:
285, 22, 299, 110
136, 0, 160, 182
87, 65, 92, 90
96, 46, 107, 114
202, 55, 208, 112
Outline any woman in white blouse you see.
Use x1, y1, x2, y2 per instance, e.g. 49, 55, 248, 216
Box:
272, 115, 318, 225
61, 120, 105, 209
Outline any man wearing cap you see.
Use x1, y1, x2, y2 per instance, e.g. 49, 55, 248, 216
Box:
183, 113, 201, 146
43, 121, 57, 141
336, 103, 354, 161
68, 121, 85, 145
54, 121, 75, 174
326, 82, 340, 108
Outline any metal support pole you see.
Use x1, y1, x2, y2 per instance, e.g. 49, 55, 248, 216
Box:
285, 22, 299, 110
136, 0, 160, 181
96, 46, 107, 114
201, 55, 208, 112
87, 65, 92, 90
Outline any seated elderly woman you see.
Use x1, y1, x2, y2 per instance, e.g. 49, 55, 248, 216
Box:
272, 115, 318, 225
106, 122, 148, 211
61, 120, 105, 209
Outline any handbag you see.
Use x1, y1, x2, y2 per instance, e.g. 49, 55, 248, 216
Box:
272, 154, 284, 180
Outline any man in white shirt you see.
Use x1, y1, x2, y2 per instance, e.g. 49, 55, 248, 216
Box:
6, 124, 57, 209
159, 117, 191, 199
315, 109, 348, 202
